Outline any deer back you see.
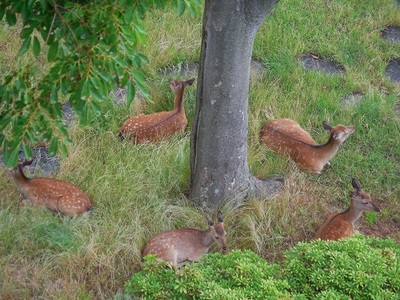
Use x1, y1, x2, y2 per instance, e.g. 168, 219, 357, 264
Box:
119, 78, 194, 143
11, 163, 92, 216
260, 119, 355, 173
120, 110, 185, 143
143, 211, 226, 267
260, 118, 317, 152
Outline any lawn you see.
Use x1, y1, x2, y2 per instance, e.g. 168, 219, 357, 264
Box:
0, 0, 399, 298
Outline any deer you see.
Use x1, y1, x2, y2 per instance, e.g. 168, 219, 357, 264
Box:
260, 118, 355, 174
119, 78, 195, 143
314, 178, 380, 241
10, 160, 92, 216
142, 211, 227, 267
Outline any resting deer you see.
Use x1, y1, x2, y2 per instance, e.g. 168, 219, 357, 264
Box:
314, 178, 380, 241
10, 160, 92, 216
260, 119, 355, 173
119, 78, 195, 143
143, 211, 227, 267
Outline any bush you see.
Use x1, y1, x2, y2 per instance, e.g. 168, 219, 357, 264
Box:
124, 250, 294, 299
124, 236, 399, 299
283, 235, 400, 299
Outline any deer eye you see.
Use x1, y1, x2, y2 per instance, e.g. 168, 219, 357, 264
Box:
215, 236, 220, 239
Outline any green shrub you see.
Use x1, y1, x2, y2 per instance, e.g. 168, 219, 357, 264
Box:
124, 236, 399, 299
124, 250, 294, 299
283, 235, 400, 299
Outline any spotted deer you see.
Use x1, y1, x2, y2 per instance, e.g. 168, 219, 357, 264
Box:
119, 78, 195, 143
143, 211, 227, 267
10, 160, 92, 216
314, 178, 380, 241
260, 119, 355, 174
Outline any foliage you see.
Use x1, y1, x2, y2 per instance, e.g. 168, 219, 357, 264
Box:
1, 0, 399, 298
0, 0, 200, 168
283, 235, 400, 299
125, 236, 400, 299
125, 250, 294, 299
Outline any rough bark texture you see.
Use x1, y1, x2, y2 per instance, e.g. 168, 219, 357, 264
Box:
190, 0, 281, 209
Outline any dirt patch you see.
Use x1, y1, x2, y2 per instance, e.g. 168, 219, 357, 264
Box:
385, 58, 400, 83
381, 26, 400, 43
250, 58, 265, 79
61, 103, 75, 125
19, 146, 60, 175
340, 92, 364, 107
300, 53, 345, 75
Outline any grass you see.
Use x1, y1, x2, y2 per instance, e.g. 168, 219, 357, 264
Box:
1, 0, 400, 298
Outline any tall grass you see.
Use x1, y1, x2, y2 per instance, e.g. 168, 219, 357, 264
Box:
1, 0, 399, 298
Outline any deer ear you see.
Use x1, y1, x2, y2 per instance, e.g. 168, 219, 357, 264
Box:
322, 121, 332, 131
217, 211, 224, 223
352, 178, 361, 191
186, 78, 195, 86
351, 178, 361, 196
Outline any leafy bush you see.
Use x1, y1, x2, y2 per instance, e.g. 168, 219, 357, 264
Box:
124, 250, 294, 299
125, 236, 399, 299
283, 235, 400, 299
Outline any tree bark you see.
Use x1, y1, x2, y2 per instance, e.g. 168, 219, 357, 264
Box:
190, 0, 281, 209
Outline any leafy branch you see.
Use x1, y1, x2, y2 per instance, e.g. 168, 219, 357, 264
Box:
0, 0, 201, 168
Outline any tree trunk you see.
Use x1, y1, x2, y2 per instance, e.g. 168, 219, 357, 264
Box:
190, 0, 281, 209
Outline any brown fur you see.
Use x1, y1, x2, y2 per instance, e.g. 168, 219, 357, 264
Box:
260, 119, 355, 174
10, 163, 92, 216
314, 178, 380, 241
119, 78, 195, 143
143, 211, 227, 267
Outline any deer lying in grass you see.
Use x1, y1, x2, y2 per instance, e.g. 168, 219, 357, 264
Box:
260, 119, 355, 174
10, 160, 92, 216
143, 211, 227, 267
314, 178, 380, 241
119, 78, 195, 143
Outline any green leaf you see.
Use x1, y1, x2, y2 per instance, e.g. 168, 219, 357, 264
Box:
6, 10, 17, 26
18, 37, 31, 57
177, 0, 185, 15
50, 85, 58, 103
124, 6, 134, 24
60, 143, 68, 157
0, 4, 6, 21
126, 79, 135, 108
20, 26, 35, 39
4, 146, 20, 169
49, 136, 58, 155
22, 144, 34, 159
33, 36, 41, 57
47, 41, 58, 62
40, 0, 48, 12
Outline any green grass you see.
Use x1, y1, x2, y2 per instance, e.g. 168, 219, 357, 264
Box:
1, 0, 400, 298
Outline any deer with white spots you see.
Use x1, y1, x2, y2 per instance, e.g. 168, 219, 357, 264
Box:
119, 78, 195, 143
260, 119, 355, 174
10, 160, 92, 216
143, 211, 227, 267
314, 178, 380, 241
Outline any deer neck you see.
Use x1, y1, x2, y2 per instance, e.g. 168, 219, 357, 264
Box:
342, 201, 364, 225
317, 133, 341, 160
202, 227, 216, 249
173, 87, 185, 114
